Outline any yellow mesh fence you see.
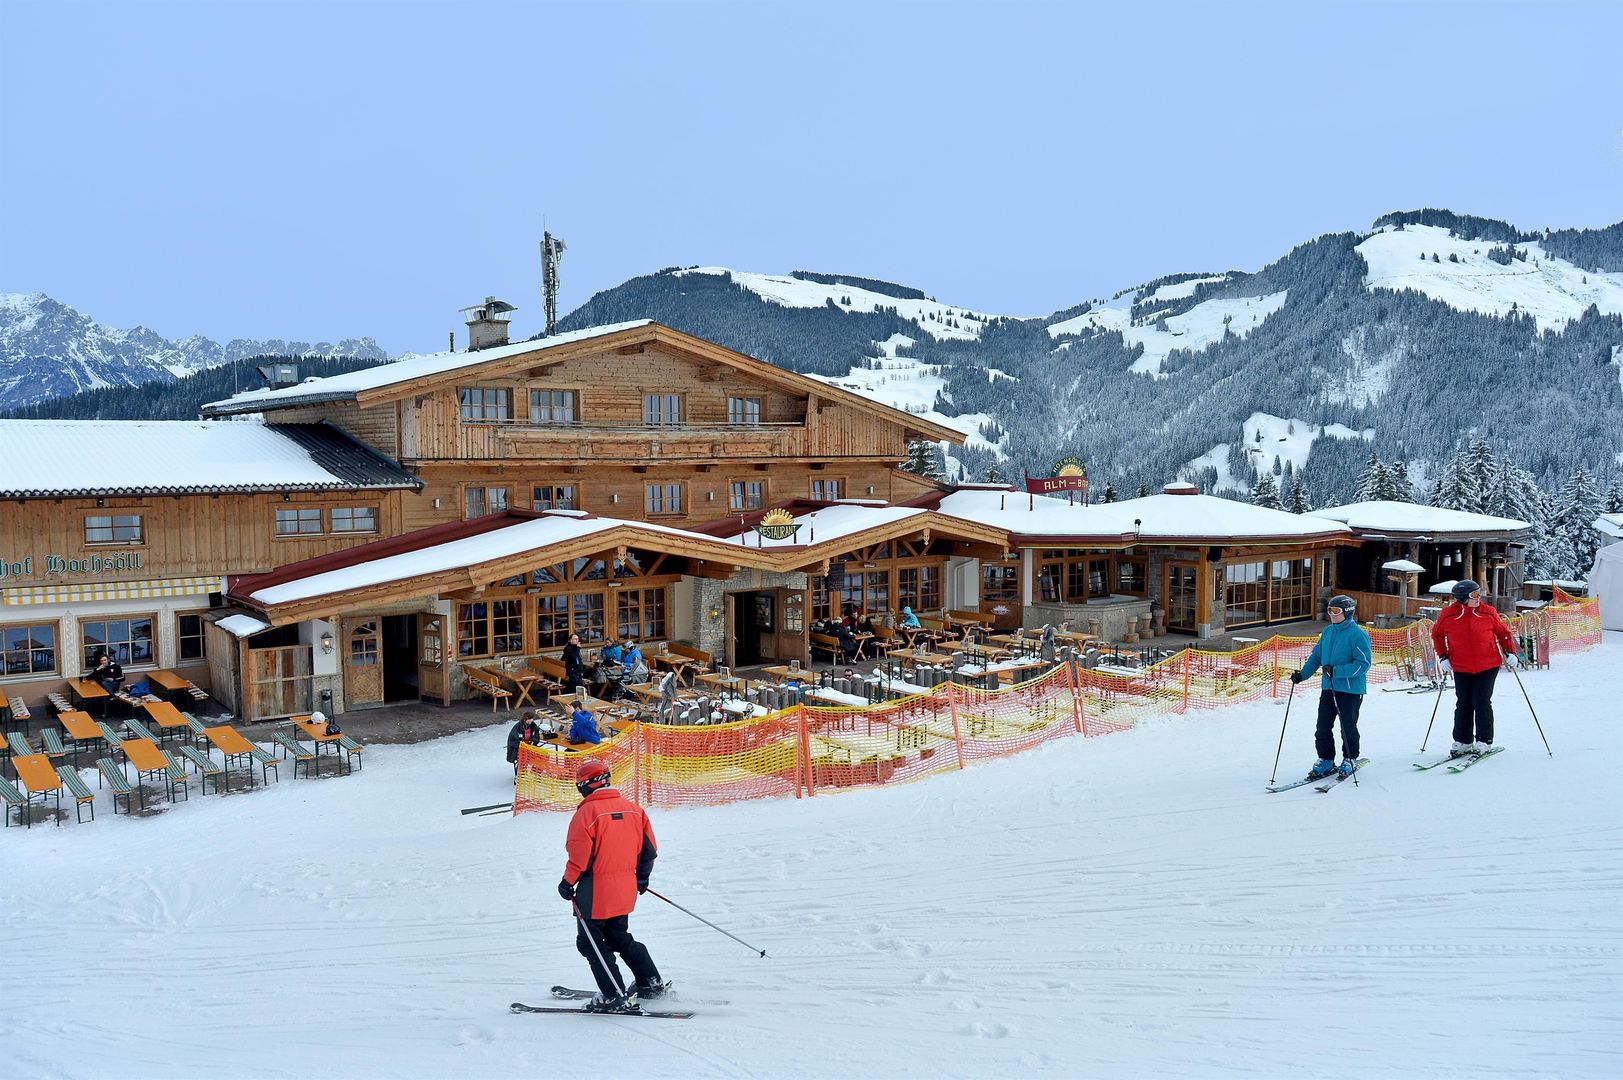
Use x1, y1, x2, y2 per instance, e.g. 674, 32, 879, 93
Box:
515, 598, 1602, 813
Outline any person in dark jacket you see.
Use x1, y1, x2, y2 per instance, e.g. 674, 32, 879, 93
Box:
561, 633, 585, 691
1430, 580, 1521, 756
1290, 594, 1373, 778
90, 652, 125, 695
568, 704, 601, 745
558, 760, 665, 1011
506, 712, 542, 771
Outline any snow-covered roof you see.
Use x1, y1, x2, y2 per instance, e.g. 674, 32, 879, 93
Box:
215, 614, 271, 638
202, 321, 652, 414
1594, 513, 1623, 540
0, 419, 420, 497
712, 503, 933, 551
1382, 559, 1426, 573
1309, 501, 1530, 536
935, 487, 1349, 543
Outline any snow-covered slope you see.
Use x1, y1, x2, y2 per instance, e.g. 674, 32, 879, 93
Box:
1183, 412, 1374, 492
1358, 224, 1623, 332
0, 292, 388, 409
5, 635, 1619, 1079
1049, 290, 1289, 377
675, 268, 1001, 342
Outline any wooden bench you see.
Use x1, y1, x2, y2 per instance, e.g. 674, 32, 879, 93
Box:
158, 750, 191, 802
336, 734, 363, 773
46, 692, 73, 716
176, 744, 227, 795
248, 745, 281, 785
55, 765, 96, 822
269, 731, 316, 778
186, 685, 211, 705
123, 716, 159, 743
464, 669, 513, 711
6, 695, 30, 731
0, 774, 24, 827
97, 757, 138, 814
180, 712, 210, 747
41, 727, 68, 764
810, 632, 842, 662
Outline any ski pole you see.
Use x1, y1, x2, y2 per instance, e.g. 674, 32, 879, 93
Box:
572, 901, 631, 998
647, 889, 768, 957
1419, 674, 1446, 752
1268, 679, 1296, 785
1500, 648, 1553, 757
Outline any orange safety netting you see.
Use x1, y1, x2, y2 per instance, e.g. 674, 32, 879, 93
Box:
516, 599, 1602, 813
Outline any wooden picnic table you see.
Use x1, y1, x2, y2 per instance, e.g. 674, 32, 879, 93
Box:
57, 710, 103, 764
148, 669, 193, 693
203, 725, 257, 787
13, 753, 62, 824
120, 736, 170, 781
760, 665, 811, 682
142, 699, 193, 742
293, 719, 345, 773
496, 668, 546, 708
647, 652, 699, 686
70, 678, 110, 715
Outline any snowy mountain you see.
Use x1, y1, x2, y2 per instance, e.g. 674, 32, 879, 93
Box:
560, 212, 1623, 499
0, 292, 388, 408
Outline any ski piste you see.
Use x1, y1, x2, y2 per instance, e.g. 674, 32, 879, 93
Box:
1266, 772, 1334, 793
1315, 758, 1370, 792
1447, 745, 1505, 772
511, 1001, 694, 1019
1412, 752, 1473, 770
550, 984, 728, 1006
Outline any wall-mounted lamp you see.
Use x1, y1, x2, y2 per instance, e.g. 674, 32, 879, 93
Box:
610, 493, 620, 504
707, 606, 723, 621
866, 486, 875, 495
432, 498, 441, 509
319, 631, 335, 654
282, 493, 292, 502
95, 497, 105, 508
707, 491, 715, 501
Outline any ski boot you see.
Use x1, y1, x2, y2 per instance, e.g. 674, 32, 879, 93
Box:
634, 979, 672, 1001
1337, 758, 1358, 777
584, 992, 642, 1015
1308, 759, 1336, 779
1450, 741, 1476, 758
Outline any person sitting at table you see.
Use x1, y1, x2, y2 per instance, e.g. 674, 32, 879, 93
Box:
507, 711, 544, 771
562, 633, 585, 691
591, 640, 624, 699
568, 703, 602, 745
899, 606, 922, 630
620, 638, 648, 683
837, 622, 860, 662
88, 652, 125, 695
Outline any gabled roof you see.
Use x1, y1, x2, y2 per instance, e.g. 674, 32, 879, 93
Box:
1310, 501, 1530, 538
201, 321, 967, 445
0, 419, 421, 498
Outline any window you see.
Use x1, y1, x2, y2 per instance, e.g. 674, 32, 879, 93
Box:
275, 508, 323, 536
645, 482, 684, 516
572, 592, 606, 644
729, 479, 765, 511
84, 514, 143, 545
643, 393, 683, 426
535, 594, 570, 649
459, 387, 511, 422
1269, 558, 1315, 621
81, 614, 156, 669
330, 506, 378, 533
463, 486, 509, 519
810, 575, 832, 622
2, 620, 57, 676
176, 612, 207, 664
982, 563, 1019, 603
349, 622, 379, 667
727, 396, 762, 426
1116, 558, 1147, 596
1223, 562, 1269, 629
617, 587, 668, 641
811, 478, 844, 501
1087, 557, 1111, 600
456, 600, 525, 658
529, 389, 577, 425
898, 565, 941, 611
532, 485, 577, 511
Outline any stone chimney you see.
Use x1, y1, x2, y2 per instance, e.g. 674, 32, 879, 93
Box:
460, 296, 516, 350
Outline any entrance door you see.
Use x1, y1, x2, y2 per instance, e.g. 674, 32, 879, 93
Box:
382, 615, 418, 701
1166, 563, 1198, 633
418, 614, 448, 707
728, 590, 776, 666
342, 618, 384, 708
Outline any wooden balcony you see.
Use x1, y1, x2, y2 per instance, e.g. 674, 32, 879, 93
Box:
489, 421, 808, 462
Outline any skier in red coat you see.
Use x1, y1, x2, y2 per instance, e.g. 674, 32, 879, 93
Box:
557, 759, 666, 1012
1430, 580, 1521, 756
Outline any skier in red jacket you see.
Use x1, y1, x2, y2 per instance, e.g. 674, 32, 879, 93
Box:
1430, 580, 1521, 757
557, 759, 666, 1012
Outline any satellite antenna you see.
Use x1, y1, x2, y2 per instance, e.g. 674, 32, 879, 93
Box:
540, 231, 567, 336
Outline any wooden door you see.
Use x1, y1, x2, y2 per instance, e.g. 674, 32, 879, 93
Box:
343, 618, 383, 707
1166, 563, 1198, 633
418, 614, 448, 706
246, 645, 311, 722
778, 588, 808, 664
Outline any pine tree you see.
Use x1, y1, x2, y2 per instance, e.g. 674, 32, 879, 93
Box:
901, 439, 944, 481
983, 464, 1004, 484
1466, 438, 1497, 512
1137, 482, 1150, 498
1102, 481, 1118, 503
1389, 459, 1414, 503
1430, 448, 1481, 511
1483, 460, 1542, 524
1286, 477, 1310, 514
1604, 478, 1623, 514
1548, 467, 1603, 577
1250, 473, 1283, 510
1354, 451, 1386, 501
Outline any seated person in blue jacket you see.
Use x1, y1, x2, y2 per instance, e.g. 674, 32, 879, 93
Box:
591, 640, 624, 698
1289, 595, 1372, 779
569, 703, 602, 745
899, 606, 922, 630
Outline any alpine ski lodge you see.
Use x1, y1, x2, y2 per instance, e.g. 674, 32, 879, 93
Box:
0, 311, 1533, 722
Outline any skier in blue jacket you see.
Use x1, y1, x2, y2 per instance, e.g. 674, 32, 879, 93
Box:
1289, 594, 1372, 778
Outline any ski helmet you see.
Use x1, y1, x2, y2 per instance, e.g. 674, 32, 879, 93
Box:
575, 759, 611, 797
1451, 579, 1482, 602
1326, 594, 1356, 616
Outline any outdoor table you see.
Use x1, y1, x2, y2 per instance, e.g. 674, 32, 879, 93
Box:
142, 699, 193, 743
498, 669, 544, 708
648, 652, 698, 686
13, 753, 62, 826
850, 632, 875, 659
761, 664, 809, 682
121, 736, 173, 791
148, 669, 195, 706
57, 710, 103, 765
203, 725, 258, 788
70, 679, 110, 716
294, 719, 345, 774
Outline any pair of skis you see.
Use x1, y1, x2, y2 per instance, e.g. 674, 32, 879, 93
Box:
1266, 757, 1370, 794
511, 984, 704, 1020
1412, 745, 1504, 773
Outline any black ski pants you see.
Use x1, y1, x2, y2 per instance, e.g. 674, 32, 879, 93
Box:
1314, 689, 1362, 762
1451, 667, 1499, 745
576, 914, 661, 997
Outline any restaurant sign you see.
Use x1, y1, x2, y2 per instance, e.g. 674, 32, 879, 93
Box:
1024, 456, 1090, 497
753, 509, 803, 542
0, 551, 145, 580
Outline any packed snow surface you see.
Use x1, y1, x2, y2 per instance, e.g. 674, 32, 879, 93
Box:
1358, 224, 1623, 333
5, 637, 1620, 1078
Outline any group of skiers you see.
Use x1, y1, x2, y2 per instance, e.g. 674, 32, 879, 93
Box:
1291, 580, 1521, 780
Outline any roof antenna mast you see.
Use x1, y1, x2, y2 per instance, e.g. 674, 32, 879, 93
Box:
541, 231, 567, 337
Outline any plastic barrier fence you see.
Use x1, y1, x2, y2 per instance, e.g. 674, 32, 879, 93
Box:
516, 600, 1601, 813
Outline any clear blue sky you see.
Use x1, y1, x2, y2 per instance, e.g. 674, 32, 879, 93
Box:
2, 0, 1619, 354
